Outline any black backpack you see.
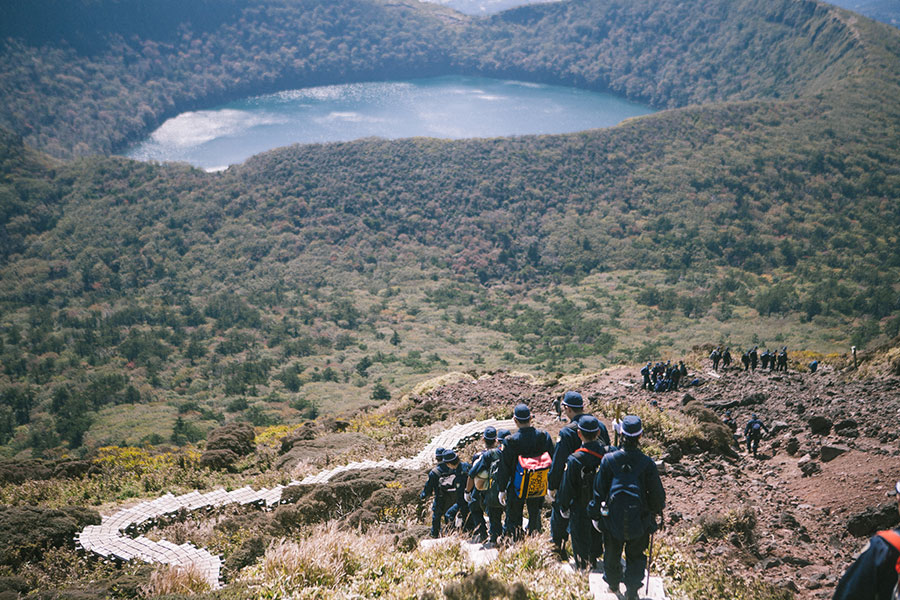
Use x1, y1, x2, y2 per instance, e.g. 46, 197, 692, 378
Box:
604, 452, 648, 541
438, 466, 459, 497
577, 447, 605, 507
483, 448, 504, 509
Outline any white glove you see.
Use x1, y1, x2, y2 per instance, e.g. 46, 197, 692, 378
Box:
592, 520, 601, 532
498, 491, 507, 506
560, 509, 570, 519
455, 514, 463, 528
547, 489, 556, 502
464, 491, 473, 503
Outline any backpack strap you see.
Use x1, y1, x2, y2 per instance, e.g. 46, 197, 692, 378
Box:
579, 447, 605, 460
877, 530, 900, 574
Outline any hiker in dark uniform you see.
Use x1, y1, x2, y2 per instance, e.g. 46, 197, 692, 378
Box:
464, 427, 498, 543
741, 351, 750, 371
670, 364, 682, 391
557, 416, 611, 570
809, 359, 819, 373
548, 392, 610, 557
589, 415, 665, 600
710, 348, 721, 371
743, 413, 770, 457
760, 350, 770, 370
749, 346, 759, 371
777, 347, 788, 372
496, 403, 554, 540
640, 363, 652, 390
722, 348, 732, 370
420, 449, 466, 537
464, 427, 503, 547
679, 361, 687, 378
833, 480, 900, 600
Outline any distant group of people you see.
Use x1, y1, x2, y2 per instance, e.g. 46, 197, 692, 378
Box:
421, 393, 665, 600
709, 346, 789, 372
640, 360, 690, 392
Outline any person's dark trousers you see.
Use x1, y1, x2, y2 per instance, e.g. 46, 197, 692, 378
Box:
526, 496, 544, 534
466, 496, 487, 539
505, 496, 544, 540
550, 501, 569, 546
603, 530, 650, 594
430, 499, 445, 537
486, 506, 504, 542
569, 509, 602, 569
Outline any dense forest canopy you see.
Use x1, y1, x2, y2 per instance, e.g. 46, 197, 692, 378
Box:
0, 0, 899, 455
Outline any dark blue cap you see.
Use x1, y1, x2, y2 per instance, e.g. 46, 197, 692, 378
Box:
513, 403, 531, 421
621, 415, 643, 437
561, 391, 583, 409
577, 415, 600, 433
441, 449, 458, 463
435, 446, 445, 458
483, 426, 497, 440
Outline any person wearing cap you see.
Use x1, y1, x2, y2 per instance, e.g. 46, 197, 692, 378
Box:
420, 449, 467, 538
557, 415, 611, 570
743, 413, 770, 457
434, 447, 445, 465
589, 415, 665, 600
495, 403, 554, 540
833, 480, 900, 600
464, 427, 498, 543
640, 363, 652, 390
465, 427, 504, 547
548, 391, 610, 557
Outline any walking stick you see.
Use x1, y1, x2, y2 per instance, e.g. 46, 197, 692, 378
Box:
645, 530, 654, 597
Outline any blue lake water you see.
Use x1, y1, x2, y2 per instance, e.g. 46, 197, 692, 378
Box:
125, 76, 655, 171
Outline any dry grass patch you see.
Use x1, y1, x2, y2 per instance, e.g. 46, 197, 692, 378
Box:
142, 563, 211, 597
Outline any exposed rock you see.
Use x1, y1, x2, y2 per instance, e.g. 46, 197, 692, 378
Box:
820, 445, 849, 462
798, 454, 821, 476
741, 392, 767, 406
807, 416, 833, 435
770, 420, 790, 436
662, 443, 683, 463
846, 503, 900, 537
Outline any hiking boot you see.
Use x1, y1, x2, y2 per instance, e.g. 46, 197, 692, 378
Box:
481, 541, 496, 550
624, 589, 639, 600
552, 544, 569, 561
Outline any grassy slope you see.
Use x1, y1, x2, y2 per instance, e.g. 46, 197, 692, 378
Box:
0, 0, 898, 454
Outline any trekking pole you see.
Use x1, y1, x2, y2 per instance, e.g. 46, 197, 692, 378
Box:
645, 530, 654, 597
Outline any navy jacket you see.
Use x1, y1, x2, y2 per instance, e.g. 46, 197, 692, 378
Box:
496, 426, 554, 493
833, 530, 900, 600
744, 418, 769, 438
549, 414, 610, 492
557, 440, 610, 511
588, 446, 665, 534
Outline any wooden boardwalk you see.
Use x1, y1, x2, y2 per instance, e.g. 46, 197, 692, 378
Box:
77, 417, 516, 588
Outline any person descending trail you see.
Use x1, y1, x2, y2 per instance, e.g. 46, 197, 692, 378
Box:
589, 415, 665, 600
420, 449, 467, 538
496, 403, 554, 541
833, 480, 900, 600
743, 413, 770, 457
548, 391, 610, 559
465, 427, 503, 546
557, 416, 611, 571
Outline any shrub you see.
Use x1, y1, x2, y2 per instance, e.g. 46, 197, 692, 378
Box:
695, 505, 757, 547
442, 569, 528, 600
201, 422, 255, 468
198, 448, 240, 471
0, 505, 100, 568
0, 459, 52, 484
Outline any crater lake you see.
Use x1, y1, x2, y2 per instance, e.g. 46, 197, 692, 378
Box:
125, 76, 655, 171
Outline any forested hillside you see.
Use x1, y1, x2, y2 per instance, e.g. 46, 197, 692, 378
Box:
0, 0, 899, 457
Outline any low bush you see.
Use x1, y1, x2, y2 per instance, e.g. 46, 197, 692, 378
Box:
141, 564, 211, 597
695, 505, 757, 547
0, 505, 100, 568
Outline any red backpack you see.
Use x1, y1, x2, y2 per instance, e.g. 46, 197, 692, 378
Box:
876, 530, 900, 600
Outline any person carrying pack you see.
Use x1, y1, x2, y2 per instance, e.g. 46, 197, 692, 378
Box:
547, 391, 611, 558
466, 428, 505, 548
833, 480, 900, 600
743, 413, 770, 457
495, 403, 554, 540
420, 449, 466, 538
464, 426, 499, 544
588, 415, 665, 600
558, 416, 611, 570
